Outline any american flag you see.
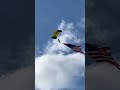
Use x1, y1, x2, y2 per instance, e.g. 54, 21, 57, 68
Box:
86, 43, 120, 70
63, 43, 85, 54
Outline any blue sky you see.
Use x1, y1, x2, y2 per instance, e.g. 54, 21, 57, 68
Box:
35, 0, 85, 90
35, 0, 84, 49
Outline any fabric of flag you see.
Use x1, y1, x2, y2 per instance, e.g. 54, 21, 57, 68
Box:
63, 43, 84, 54
85, 43, 120, 70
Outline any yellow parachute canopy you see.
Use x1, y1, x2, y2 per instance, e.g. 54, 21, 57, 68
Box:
52, 30, 62, 39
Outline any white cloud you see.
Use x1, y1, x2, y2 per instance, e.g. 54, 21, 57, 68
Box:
35, 47, 43, 57
35, 20, 85, 90
35, 53, 85, 90
86, 62, 120, 90
77, 17, 85, 29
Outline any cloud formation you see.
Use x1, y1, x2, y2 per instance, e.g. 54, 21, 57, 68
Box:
35, 20, 85, 90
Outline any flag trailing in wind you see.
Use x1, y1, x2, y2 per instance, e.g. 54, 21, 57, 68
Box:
63, 43, 85, 55
85, 43, 120, 70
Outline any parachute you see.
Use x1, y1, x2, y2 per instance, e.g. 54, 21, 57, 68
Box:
52, 30, 62, 39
